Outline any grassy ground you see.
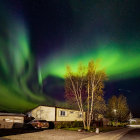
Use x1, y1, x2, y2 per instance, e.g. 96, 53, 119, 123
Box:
97, 126, 124, 132
62, 126, 124, 132
62, 127, 82, 131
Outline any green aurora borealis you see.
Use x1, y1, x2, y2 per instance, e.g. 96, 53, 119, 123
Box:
0, 7, 45, 112
40, 41, 140, 81
0, 0, 140, 113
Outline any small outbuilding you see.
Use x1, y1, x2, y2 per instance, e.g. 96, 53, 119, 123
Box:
129, 118, 140, 124
0, 113, 25, 129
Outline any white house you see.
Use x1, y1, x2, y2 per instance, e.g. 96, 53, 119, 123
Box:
129, 118, 140, 124
30, 105, 85, 122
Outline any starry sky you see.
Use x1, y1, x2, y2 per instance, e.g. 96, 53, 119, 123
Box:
0, 0, 140, 116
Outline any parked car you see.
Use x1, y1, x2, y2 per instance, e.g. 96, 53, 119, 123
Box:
28, 120, 49, 129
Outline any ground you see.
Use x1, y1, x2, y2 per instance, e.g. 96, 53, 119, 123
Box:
81, 128, 140, 140
119, 128, 140, 140
1, 127, 140, 140
1, 129, 94, 140
81, 128, 132, 140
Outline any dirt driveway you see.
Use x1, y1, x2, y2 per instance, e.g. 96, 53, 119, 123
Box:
3, 129, 95, 140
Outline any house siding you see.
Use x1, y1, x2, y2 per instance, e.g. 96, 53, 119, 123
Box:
0, 115, 24, 129
56, 108, 84, 121
30, 106, 85, 122
31, 106, 55, 121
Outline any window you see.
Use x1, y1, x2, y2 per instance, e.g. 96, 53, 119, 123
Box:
60, 110, 66, 117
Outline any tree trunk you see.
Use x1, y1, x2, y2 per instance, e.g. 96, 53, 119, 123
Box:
87, 81, 90, 130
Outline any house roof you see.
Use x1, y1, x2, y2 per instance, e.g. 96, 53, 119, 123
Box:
0, 112, 25, 117
28, 105, 81, 113
131, 118, 140, 120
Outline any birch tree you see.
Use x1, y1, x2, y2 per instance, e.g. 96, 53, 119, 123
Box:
65, 60, 107, 130
86, 61, 107, 130
65, 64, 87, 128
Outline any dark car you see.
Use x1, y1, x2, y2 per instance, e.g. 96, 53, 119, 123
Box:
28, 120, 49, 129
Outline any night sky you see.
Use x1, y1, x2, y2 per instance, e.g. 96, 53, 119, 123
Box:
0, 0, 140, 117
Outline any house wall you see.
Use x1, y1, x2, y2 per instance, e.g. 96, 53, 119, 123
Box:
0, 116, 24, 123
31, 106, 55, 121
129, 118, 140, 124
56, 108, 84, 121
0, 116, 24, 129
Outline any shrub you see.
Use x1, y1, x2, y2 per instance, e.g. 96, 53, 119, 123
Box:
107, 121, 128, 127
54, 121, 83, 129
